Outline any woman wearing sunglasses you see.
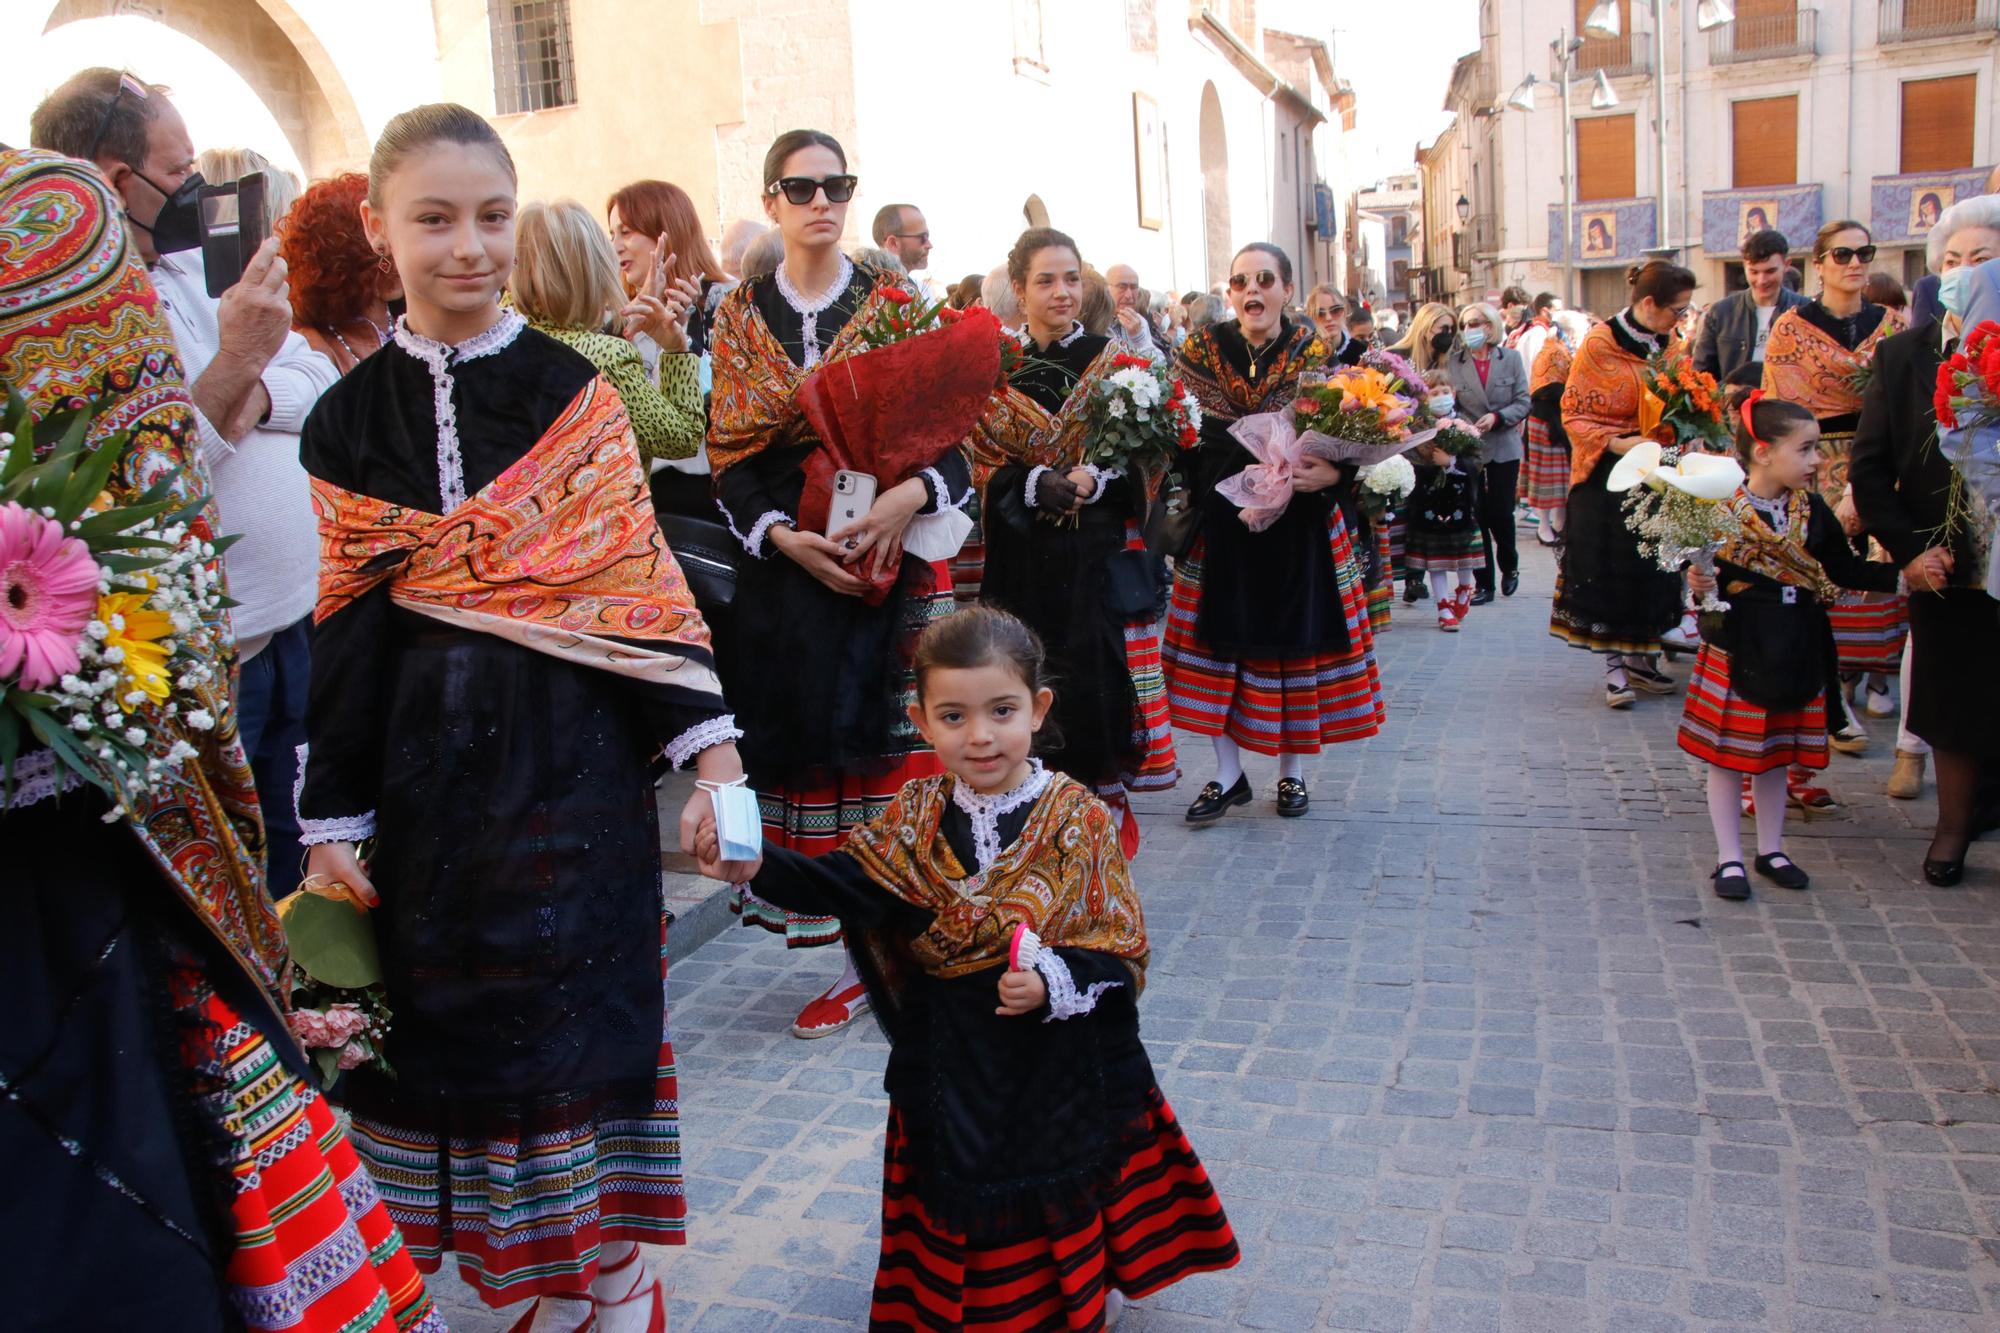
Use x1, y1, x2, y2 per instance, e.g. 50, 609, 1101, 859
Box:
1549, 260, 1697, 708
707, 129, 974, 1039
1760, 219, 1905, 765
1164, 242, 1384, 823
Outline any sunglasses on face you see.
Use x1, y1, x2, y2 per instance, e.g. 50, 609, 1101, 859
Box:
891, 230, 929, 244
1228, 269, 1281, 291
1823, 245, 1876, 266
1313, 306, 1344, 320
767, 174, 858, 206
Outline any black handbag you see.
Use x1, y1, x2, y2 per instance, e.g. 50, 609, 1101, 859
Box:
1703, 591, 1824, 712
1102, 547, 1162, 619
656, 513, 739, 611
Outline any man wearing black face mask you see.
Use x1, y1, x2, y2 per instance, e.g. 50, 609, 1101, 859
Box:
33, 68, 337, 898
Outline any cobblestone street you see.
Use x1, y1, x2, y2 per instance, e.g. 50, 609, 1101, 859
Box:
438, 539, 2000, 1332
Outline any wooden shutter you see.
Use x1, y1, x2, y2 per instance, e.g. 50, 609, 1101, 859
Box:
1734, 0, 1797, 50
1732, 96, 1798, 188
1576, 114, 1636, 201
1902, 76, 1976, 172
1906, 0, 1979, 30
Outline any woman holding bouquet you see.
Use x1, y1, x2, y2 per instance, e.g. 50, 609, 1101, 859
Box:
707, 128, 974, 1038
1164, 241, 1384, 822
974, 227, 1178, 848
298, 105, 754, 1331
1549, 261, 1695, 708
1761, 220, 1904, 752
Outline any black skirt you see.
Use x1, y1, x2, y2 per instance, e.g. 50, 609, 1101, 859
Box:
1907, 588, 2000, 756
1550, 452, 1683, 653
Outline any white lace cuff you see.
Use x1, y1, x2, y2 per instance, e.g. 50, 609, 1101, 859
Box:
292, 741, 377, 845
1034, 949, 1123, 1022
1024, 464, 1052, 509
720, 504, 791, 559
919, 466, 958, 514
2, 748, 84, 812
663, 714, 744, 770
1078, 464, 1120, 504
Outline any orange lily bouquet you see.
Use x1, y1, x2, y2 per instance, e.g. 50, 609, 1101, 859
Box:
0, 383, 234, 814
1637, 350, 1730, 450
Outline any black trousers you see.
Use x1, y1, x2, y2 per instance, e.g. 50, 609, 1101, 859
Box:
1474, 458, 1521, 592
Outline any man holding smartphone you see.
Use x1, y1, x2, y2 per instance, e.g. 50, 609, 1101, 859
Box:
33, 69, 338, 897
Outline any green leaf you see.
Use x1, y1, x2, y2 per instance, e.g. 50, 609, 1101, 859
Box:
279, 890, 384, 989
56, 432, 128, 522
312, 1046, 343, 1091
1, 385, 35, 483
23, 709, 116, 801
0, 704, 19, 804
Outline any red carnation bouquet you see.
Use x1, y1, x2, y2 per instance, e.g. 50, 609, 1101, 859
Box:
1935, 319, 2000, 429
794, 300, 1003, 602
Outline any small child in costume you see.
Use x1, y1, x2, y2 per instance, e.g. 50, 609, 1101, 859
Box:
1405, 375, 1484, 631
1678, 389, 1913, 900
696, 606, 1238, 1329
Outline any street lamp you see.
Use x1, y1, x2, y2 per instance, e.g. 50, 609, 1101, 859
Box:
1583, 0, 1620, 38
1506, 35, 1593, 310
1506, 74, 1540, 112
1456, 194, 1471, 225
1590, 69, 1618, 109
1695, 0, 1736, 30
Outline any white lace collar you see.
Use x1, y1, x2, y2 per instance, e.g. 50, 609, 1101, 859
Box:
1022, 320, 1086, 352
391, 309, 526, 511
774, 253, 854, 369
950, 758, 1051, 872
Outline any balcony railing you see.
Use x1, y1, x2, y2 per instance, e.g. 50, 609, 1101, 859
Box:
1470, 214, 1500, 256
1709, 7, 1818, 62
1574, 32, 1650, 79
1880, 0, 1999, 41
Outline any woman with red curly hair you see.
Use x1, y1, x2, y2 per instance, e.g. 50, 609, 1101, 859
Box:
278, 172, 400, 374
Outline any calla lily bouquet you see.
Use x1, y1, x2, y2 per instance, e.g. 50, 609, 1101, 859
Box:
0, 383, 235, 814
1608, 439, 1746, 609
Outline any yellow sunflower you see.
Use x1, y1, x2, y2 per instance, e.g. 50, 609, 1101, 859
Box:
98, 589, 175, 709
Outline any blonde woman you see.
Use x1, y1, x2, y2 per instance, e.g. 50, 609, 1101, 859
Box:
195, 145, 300, 233
1389, 301, 1460, 375
510, 198, 704, 461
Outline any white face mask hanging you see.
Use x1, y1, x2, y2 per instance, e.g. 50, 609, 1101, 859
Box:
698, 777, 764, 862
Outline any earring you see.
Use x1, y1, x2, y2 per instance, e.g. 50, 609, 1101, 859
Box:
377, 251, 392, 273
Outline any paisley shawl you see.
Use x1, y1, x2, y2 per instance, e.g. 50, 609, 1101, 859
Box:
1761, 307, 1901, 421
1176, 320, 1328, 424
705, 264, 899, 474
0, 148, 283, 996
311, 374, 723, 701
969, 342, 1166, 501
1531, 336, 1574, 395
1561, 322, 1683, 487
842, 771, 1149, 985
1714, 487, 1841, 605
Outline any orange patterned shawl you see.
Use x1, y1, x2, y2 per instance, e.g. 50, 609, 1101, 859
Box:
1561, 323, 1682, 487
311, 375, 722, 699
967, 343, 1156, 497
705, 267, 897, 475
1531, 337, 1574, 395
1760, 308, 1901, 421
842, 771, 1149, 985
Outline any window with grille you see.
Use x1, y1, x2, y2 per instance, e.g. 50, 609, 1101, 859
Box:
489, 0, 577, 115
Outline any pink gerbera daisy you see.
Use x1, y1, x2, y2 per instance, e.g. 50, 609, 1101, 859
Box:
0, 501, 100, 690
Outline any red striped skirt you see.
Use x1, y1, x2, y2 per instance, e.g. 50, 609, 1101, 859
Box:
1119, 521, 1179, 792
348, 923, 685, 1307
1828, 590, 1906, 674
1386, 513, 1409, 580
869, 1092, 1239, 1331
1367, 522, 1394, 632
1677, 643, 1828, 773
1521, 416, 1571, 511
1162, 514, 1385, 756
166, 973, 444, 1333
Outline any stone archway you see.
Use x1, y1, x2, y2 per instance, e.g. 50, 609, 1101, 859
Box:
41, 0, 372, 177
1198, 82, 1230, 290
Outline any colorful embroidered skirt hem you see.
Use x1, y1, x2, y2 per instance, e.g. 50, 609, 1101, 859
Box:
1676, 644, 1828, 773
346, 927, 686, 1308
1366, 524, 1393, 632
1522, 417, 1571, 511
1118, 522, 1179, 792
1162, 518, 1385, 757
1829, 590, 1906, 674
167, 974, 443, 1333
868, 1092, 1239, 1331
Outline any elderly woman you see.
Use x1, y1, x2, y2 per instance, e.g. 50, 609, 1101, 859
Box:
1444, 301, 1531, 601
1851, 197, 2000, 884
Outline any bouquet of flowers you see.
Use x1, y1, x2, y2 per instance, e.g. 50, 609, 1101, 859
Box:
1356, 454, 1417, 525
279, 879, 394, 1088
1080, 352, 1203, 473
1933, 320, 2000, 589
0, 383, 233, 813
1289, 357, 1441, 466
1637, 350, 1730, 450
856, 284, 949, 349
1421, 418, 1484, 490
1608, 440, 1746, 609
1934, 319, 2000, 430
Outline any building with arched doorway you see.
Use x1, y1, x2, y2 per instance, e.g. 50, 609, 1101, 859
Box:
5, 2, 1360, 305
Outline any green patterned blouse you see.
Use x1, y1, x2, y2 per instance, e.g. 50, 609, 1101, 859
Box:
533, 322, 703, 461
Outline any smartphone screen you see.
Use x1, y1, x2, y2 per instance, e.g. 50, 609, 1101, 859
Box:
200, 173, 267, 298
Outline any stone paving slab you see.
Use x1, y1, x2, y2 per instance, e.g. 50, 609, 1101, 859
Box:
434, 539, 2000, 1331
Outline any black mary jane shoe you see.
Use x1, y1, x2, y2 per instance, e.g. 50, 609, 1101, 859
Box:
1711, 861, 1751, 901
1403, 575, 1427, 604
1753, 853, 1811, 891
1185, 774, 1252, 824
1276, 778, 1309, 817
1470, 587, 1496, 607
1501, 571, 1520, 597
1924, 857, 1967, 888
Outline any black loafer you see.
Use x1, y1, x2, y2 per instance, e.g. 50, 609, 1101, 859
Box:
1185, 774, 1252, 823
1712, 861, 1751, 901
1276, 778, 1309, 817
1403, 577, 1426, 604
1501, 571, 1520, 597
1470, 588, 1495, 606
1924, 857, 1966, 887
1753, 853, 1810, 891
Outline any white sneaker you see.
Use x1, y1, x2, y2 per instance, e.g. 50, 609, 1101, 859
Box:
1661, 619, 1701, 652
